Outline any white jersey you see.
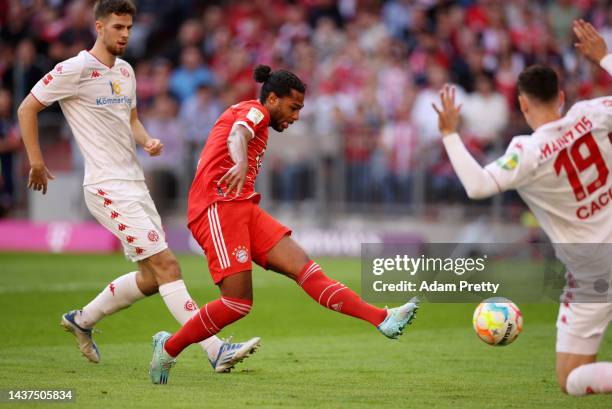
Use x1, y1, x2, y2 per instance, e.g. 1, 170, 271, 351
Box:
31, 50, 144, 185
485, 96, 612, 245
484, 94, 612, 289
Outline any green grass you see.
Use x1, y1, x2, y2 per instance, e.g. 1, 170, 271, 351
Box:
0, 253, 610, 408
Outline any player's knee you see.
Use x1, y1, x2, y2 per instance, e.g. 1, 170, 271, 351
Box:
557, 366, 572, 394
135, 271, 159, 296
286, 251, 311, 281
149, 254, 182, 283
222, 288, 253, 302
240, 302, 253, 317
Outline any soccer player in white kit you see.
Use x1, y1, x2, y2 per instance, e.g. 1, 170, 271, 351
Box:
17, 0, 259, 373
432, 20, 612, 395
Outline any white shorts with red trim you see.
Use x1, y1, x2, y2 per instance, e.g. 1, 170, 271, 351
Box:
84, 180, 168, 262
556, 302, 612, 354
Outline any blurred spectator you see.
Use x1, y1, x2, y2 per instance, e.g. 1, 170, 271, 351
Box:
150, 58, 174, 99
0, 88, 21, 216
179, 83, 223, 173
377, 99, 419, 205
276, 4, 311, 59
548, 0, 582, 49
311, 16, 346, 61
267, 114, 316, 205
412, 64, 465, 146
382, 0, 414, 40
462, 73, 510, 152
140, 93, 184, 215
212, 46, 255, 102
169, 46, 214, 101
2, 39, 47, 111
0, 1, 30, 44
308, 0, 345, 29
163, 18, 205, 65
343, 94, 382, 204
48, 0, 95, 62
179, 83, 222, 146
412, 64, 465, 202
2, 0, 612, 217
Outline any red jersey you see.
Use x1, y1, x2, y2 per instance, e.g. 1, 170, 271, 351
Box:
188, 100, 270, 225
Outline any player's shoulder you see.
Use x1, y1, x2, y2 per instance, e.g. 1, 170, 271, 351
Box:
567, 96, 612, 115
507, 134, 536, 153
498, 134, 540, 171
232, 99, 265, 111
231, 99, 268, 125
52, 51, 87, 76
115, 57, 135, 76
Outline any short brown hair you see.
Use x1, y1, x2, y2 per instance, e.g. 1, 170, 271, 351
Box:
94, 0, 137, 20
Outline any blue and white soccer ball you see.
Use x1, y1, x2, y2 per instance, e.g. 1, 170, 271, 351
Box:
472, 297, 523, 346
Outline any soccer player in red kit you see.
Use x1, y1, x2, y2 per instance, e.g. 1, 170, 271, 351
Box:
149, 65, 419, 384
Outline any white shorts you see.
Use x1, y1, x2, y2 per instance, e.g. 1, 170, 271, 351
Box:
84, 180, 168, 262
556, 302, 612, 355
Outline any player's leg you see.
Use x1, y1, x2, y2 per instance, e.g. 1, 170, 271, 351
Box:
137, 188, 257, 365
252, 205, 418, 338
60, 267, 150, 363
557, 352, 597, 393
61, 182, 158, 362
265, 236, 391, 324
63, 182, 224, 364
556, 302, 612, 395
151, 270, 255, 384
150, 201, 260, 383
162, 270, 254, 357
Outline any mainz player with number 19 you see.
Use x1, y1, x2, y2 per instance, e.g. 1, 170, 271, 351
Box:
433, 19, 612, 397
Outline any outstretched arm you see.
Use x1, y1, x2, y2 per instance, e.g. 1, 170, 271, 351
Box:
432, 84, 500, 199
573, 19, 612, 76
17, 94, 55, 194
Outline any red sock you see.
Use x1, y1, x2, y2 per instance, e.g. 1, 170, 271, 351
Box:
297, 261, 387, 326
164, 296, 252, 357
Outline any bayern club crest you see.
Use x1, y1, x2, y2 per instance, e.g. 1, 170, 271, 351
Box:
148, 230, 159, 242
232, 245, 249, 264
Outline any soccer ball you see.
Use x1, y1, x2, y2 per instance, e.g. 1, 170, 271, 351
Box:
472, 297, 523, 346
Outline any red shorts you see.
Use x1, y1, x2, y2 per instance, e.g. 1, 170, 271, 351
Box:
189, 200, 291, 284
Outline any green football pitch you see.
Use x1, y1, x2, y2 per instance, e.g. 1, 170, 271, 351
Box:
1, 253, 610, 409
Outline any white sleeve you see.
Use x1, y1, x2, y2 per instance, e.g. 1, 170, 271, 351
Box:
442, 133, 500, 199
600, 54, 612, 76
483, 136, 539, 191
30, 59, 81, 105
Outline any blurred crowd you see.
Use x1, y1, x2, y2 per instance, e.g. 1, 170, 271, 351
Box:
1, 0, 612, 217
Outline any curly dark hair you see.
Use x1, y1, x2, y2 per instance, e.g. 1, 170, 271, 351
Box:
254, 65, 307, 103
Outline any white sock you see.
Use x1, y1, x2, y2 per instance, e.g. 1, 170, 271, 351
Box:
77, 271, 145, 328
567, 362, 612, 396
158, 279, 224, 358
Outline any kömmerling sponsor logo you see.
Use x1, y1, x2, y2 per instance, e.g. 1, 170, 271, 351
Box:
95, 95, 132, 106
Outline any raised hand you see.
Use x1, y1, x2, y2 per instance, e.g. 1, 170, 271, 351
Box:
432, 84, 462, 137
573, 19, 608, 64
